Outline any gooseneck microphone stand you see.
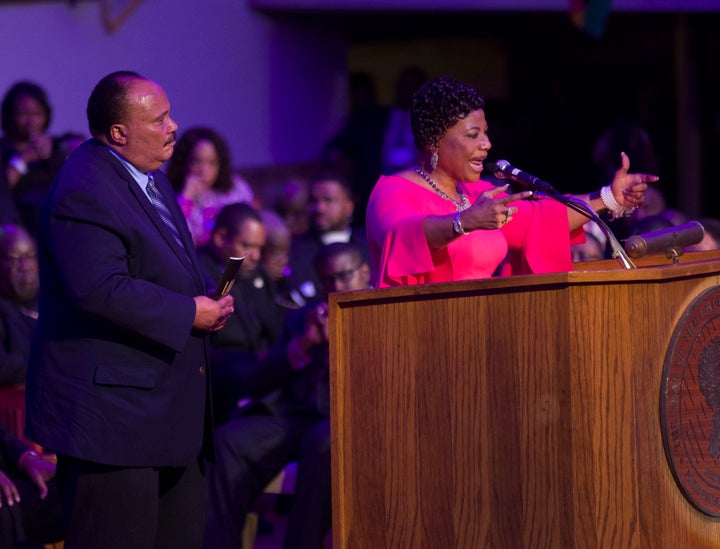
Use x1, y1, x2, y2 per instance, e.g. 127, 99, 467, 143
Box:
487, 162, 636, 269
560, 195, 636, 269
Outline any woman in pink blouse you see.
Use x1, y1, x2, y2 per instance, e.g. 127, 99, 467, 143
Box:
366, 77, 658, 287
165, 127, 255, 247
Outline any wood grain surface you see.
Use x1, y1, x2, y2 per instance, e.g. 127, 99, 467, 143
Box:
329, 252, 720, 548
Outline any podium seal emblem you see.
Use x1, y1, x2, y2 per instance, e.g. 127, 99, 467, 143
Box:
661, 286, 720, 517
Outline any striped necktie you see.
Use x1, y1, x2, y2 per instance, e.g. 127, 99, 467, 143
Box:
146, 174, 189, 256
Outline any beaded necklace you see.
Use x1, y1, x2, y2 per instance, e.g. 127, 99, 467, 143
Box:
415, 166, 470, 212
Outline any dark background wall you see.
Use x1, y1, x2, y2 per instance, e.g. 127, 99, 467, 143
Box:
334, 10, 717, 218
1, 1, 718, 218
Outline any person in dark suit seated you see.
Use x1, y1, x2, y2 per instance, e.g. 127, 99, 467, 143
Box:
195, 202, 287, 426
0, 223, 38, 386
0, 420, 63, 549
288, 171, 369, 306
205, 241, 372, 549
260, 208, 314, 311
23, 71, 234, 549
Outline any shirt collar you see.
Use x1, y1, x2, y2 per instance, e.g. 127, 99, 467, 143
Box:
105, 146, 152, 189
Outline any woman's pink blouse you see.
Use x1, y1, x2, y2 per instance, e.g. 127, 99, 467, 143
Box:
366, 175, 583, 288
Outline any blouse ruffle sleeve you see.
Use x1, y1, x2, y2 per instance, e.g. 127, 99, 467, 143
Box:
376, 214, 434, 286
367, 176, 436, 286
501, 196, 580, 275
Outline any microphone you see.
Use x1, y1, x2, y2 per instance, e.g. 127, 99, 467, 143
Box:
484, 161, 635, 269
623, 221, 705, 259
488, 160, 557, 194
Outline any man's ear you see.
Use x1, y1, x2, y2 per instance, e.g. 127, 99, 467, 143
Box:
109, 124, 127, 145
343, 197, 355, 221
358, 263, 371, 287
212, 228, 228, 249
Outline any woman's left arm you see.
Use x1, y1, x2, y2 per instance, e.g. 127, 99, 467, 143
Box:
568, 152, 659, 230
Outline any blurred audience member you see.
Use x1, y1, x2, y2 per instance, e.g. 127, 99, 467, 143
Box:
381, 66, 428, 175
259, 209, 292, 286
614, 184, 690, 244
0, 81, 66, 236
685, 217, 720, 253
205, 241, 372, 549
321, 72, 389, 227
659, 207, 689, 227
166, 126, 255, 247
626, 213, 674, 237
0, 161, 22, 226
288, 171, 369, 305
0, 223, 38, 386
592, 115, 660, 185
260, 209, 306, 310
275, 177, 310, 238
196, 203, 286, 425
49, 131, 86, 170
629, 185, 666, 223
571, 221, 607, 263
0, 420, 63, 549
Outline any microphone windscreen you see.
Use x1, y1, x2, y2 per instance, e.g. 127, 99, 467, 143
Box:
624, 221, 705, 259
483, 161, 499, 175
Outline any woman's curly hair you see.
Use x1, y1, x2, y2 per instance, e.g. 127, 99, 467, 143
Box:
165, 126, 234, 193
411, 77, 485, 151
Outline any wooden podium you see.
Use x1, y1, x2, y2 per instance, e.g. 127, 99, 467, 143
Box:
328, 252, 720, 548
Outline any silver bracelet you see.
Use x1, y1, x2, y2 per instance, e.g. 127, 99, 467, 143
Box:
599, 185, 635, 220
452, 211, 468, 235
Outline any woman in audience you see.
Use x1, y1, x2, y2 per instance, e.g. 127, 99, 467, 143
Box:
366, 76, 659, 287
165, 126, 255, 247
0, 81, 66, 236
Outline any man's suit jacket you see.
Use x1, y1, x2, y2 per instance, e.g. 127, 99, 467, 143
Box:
25, 138, 212, 467
234, 301, 329, 419
196, 247, 285, 357
288, 228, 369, 300
0, 296, 35, 386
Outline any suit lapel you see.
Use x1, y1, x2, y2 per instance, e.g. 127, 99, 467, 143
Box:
96, 144, 206, 294
149, 173, 207, 292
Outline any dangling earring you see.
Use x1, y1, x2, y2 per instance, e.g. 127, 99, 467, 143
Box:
430, 150, 439, 170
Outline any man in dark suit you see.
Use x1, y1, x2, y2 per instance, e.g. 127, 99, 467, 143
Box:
195, 202, 286, 426
287, 171, 369, 305
205, 241, 372, 549
0, 222, 38, 386
24, 71, 234, 549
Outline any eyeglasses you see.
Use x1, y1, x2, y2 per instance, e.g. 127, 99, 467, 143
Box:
1, 253, 38, 265
321, 264, 362, 285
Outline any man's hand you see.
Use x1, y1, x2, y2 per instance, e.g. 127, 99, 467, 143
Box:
20, 451, 56, 500
303, 302, 329, 347
193, 295, 234, 331
0, 469, 20, 507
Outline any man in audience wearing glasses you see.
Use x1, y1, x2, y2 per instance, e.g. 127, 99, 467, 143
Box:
205, 241, 372, 549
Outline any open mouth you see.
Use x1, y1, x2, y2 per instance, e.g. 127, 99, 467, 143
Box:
469, 159, 484, 172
